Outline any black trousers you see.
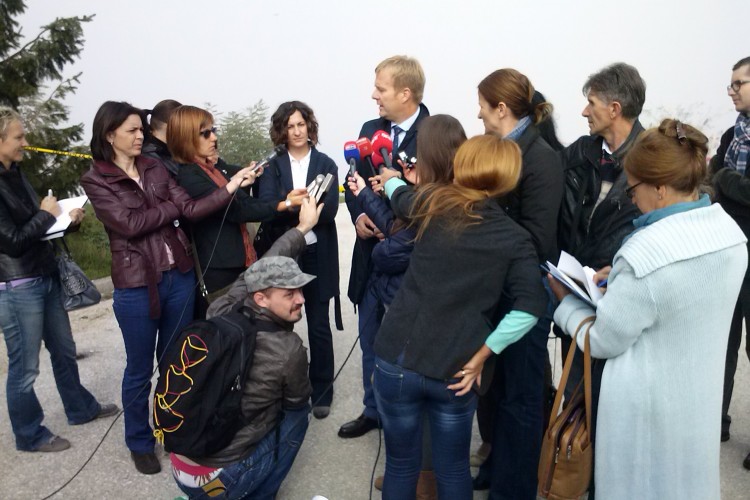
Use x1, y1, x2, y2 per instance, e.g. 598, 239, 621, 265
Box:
721, 257, 750, 432
300, 245, 335, 407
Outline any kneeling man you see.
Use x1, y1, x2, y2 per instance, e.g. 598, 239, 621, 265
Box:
171, 198, 321, 499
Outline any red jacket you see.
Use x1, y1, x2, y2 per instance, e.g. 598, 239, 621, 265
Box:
81, 156, 231, 318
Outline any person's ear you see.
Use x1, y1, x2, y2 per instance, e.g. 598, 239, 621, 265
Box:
253, 291, 269, 308
609, 101, 622, 119
400, 87, 412, 104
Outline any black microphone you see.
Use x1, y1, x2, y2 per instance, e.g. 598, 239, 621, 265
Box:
252, 145, 287, 172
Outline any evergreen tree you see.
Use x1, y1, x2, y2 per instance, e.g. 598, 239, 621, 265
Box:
215, 100, 273, 167
0, 0, 93, 196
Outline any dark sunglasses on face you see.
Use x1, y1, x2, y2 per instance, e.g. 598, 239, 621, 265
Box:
199, 127, 217, 139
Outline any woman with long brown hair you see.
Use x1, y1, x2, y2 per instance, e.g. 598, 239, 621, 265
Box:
372, 135, 546, 499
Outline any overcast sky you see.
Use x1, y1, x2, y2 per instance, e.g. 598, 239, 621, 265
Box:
17, 0, 748, 174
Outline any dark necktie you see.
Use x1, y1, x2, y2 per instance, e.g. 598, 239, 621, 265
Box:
392, 125, 403, 153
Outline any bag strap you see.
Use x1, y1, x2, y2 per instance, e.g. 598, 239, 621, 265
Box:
52, 236, 73, 258
545, 315, 595, 432
583, 322, 593, 438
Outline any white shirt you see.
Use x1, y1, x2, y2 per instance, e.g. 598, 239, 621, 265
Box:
289, 150, 317, 245
391, 107, 421, 147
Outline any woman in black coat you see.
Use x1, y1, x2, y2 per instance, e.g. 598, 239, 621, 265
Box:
171, 105, 306, 318
258, 101, 340, 419
473, 68, 564, 498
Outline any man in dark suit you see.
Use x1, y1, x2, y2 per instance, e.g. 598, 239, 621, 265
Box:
339, 55, 430, 438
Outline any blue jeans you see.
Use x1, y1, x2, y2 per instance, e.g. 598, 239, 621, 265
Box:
174, 406, 310, 499
0, 275, 100, 450
373, 357, 477, 500
113, 268, 195, 453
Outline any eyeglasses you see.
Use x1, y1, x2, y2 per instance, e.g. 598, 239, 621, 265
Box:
625, 181, 643, 199
198, 127, 217, 139
727, 80, 750, 93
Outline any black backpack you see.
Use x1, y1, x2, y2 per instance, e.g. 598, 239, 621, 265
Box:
153, 307, 274, 457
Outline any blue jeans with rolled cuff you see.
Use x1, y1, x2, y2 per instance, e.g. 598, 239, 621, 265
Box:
0, 275, 101, 450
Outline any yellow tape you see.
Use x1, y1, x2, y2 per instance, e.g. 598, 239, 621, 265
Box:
24, 146, 92, 159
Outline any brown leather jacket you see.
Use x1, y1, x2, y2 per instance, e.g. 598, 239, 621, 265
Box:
80, 156, 231, 318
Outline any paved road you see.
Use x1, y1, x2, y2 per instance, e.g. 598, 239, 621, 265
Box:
1, 209, 749, 499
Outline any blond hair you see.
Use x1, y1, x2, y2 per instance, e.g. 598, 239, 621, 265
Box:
375, 55, 426, 104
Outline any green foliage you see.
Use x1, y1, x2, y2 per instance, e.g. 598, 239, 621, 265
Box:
213, 100, 273, 166
20, 75, 91, 197
0, 0, 93, 196
63, 204, 111, 280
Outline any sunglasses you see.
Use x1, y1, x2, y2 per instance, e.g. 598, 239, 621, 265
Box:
625, 181, 643, 199
199, 126, 218, 139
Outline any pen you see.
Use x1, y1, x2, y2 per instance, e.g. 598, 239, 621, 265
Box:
597, 279, 608, 287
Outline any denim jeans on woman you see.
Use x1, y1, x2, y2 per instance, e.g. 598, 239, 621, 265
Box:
0, 274, 101, 450
174, 406, 310, 500
113, 268, 195, 453
373, 356, 477, 500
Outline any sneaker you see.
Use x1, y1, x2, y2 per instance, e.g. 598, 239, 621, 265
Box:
744, 451, 750, 471
71, 403, 120, 425
312, 406, 330, 419
131, 451, 162, 475
95, 403, 120, 419
33, 435, 71, 452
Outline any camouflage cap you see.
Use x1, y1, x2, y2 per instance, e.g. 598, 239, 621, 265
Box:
244, 256, 316, 293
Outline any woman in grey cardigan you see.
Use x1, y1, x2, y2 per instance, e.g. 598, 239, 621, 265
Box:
550, 119, 747, 500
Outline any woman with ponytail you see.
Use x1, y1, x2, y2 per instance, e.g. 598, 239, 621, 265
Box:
473, 68, 564, 497
550, 119, 747, 499
372, 135, 546, 499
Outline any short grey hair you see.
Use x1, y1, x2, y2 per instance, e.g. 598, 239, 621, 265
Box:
0, 107, 22, 140
582, 62, 646, 120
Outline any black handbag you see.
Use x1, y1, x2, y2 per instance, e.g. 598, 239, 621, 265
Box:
55, 238, 101, 311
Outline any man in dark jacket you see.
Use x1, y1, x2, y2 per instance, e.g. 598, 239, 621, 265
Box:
555, 63, 646, 499
339, 55, 430, 439
172, 203, 319, 499
713, 56, 750, 469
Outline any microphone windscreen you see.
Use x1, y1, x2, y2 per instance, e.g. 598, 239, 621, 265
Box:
371, 130, 393, 154
355, 137, 373, 157
371, 151, 385, 169
344, 141, 360, 162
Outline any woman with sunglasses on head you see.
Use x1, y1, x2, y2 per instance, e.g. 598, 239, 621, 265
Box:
80, 101, 256, 475
257, 101, 340, 420
550, 119, 747, 500
171, 105, 306, 319
373, 135, 546, 499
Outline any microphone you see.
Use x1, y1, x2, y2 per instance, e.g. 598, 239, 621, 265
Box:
371, 151, 386, 173
344, 141, 360, 178
355, 137, 377, 179
251, 144, 287, 172
371, 130, 394, 170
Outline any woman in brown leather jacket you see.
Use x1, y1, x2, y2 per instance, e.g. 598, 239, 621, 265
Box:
80, 101, 255, 475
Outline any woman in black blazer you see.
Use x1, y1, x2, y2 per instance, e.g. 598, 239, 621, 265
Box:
258, 101, 340, 419
171, 105, 306, 318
